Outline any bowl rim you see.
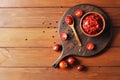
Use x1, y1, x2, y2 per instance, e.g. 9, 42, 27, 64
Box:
80, 11, 105, 37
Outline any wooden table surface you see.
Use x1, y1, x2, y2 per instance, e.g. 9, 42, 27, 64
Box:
0, 0, 120, 80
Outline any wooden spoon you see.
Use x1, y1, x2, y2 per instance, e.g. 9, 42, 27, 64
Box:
66, 15, 82, 46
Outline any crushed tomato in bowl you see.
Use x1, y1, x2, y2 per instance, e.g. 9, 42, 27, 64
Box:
82, 13, 103, 35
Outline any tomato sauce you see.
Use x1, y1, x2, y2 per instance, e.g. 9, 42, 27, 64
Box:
82, 13, 103, 35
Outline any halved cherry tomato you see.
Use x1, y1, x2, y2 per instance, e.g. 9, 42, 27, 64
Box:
67, 57, 75, 65
60, 32, 68, 41
86, 42, 95, 50
74, 9, 83, 18
65, 15, 73, 25
53, 44, 62, 52
59, 60, 68, 69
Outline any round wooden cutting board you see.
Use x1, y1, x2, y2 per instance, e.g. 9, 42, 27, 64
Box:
52, 4, 112, 68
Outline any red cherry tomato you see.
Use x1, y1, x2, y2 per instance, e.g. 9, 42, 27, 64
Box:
77, 65, 84, 71
74, 9, 83, 18
65, 15, 73, 25
67, 57, 75, 65
59, 60, 68, 69
53, 44, 62, 52
86, 42, 95, 50
60, 32, 68, 41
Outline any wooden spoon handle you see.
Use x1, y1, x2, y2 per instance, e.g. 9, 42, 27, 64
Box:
71, 25, 82, 46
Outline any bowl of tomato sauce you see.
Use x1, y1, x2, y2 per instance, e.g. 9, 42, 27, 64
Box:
80, 12, 105, 37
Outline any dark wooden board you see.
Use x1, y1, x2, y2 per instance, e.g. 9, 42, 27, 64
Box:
52, 4, 112, 68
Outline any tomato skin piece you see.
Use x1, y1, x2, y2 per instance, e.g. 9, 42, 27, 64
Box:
65, 15, 73, 25
67, 57, 75, 65
86, 42, 95, 50
60, 32, 68, 41
74, 9, 83, 18
53, 44, 62, 52
59, 60, 68, 69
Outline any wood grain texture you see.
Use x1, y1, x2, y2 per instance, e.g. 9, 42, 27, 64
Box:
0, 0, 119, 80
0, 0, 120, 7
0, 8, 119, 28
0, 28, 58, 47
0, 47, 119, 67
0, 28, 119, 47
0, 67, 119, 80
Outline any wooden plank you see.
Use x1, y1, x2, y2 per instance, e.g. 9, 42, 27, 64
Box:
0, 0, 120, 7
0, 67, 119, 80
0, 28, 58, 47
0, 8, 119, 28
0, 47, 119, 67
0, 48, 59, 67
0, 28, 119, 47
0, 8, 63, 28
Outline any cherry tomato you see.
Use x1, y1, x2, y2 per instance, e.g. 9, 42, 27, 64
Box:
65, 15, 73, 25
60, 32, 68, 41
77, 65, 84, 71
59, 60, 68, 69
86, 42, 95, 50
67, 57, 75, 65
53, 44, 62, 52
74, 9, 83, 18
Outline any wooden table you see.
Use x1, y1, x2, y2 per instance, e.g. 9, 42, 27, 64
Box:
0, 0, 119, 80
